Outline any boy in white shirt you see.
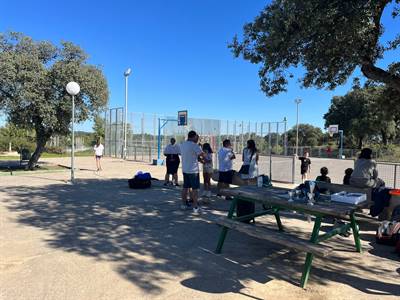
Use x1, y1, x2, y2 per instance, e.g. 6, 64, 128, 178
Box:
180, 131, 205, 214
217, 139, 236, 197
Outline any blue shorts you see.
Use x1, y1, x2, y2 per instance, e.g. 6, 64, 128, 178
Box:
183, 173, 200, 190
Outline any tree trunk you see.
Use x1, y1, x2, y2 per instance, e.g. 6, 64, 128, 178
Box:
381, 129, 388, 145
358, 137, 363, 150
27, 133, 50, 170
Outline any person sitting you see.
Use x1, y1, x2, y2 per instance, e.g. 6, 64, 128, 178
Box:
343, 168, 353, 185
350, 148, 384, 188
315, 167, 331, 183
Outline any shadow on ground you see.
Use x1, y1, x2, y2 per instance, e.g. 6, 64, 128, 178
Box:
2, 179, 399, 297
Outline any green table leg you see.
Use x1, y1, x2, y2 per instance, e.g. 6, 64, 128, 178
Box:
274, 209, 284, 231
300, 216, 322, 288
350, 213, 362, 253
215, 198, 238, 254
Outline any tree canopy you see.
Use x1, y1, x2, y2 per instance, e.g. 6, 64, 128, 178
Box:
230, 0, 400, 96
0, 32, 109, 168
324, 85, 399, 148
286, 123, 324, 147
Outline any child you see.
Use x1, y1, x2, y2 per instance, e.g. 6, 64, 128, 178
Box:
316, 167, 331, 183
343, 168, 353, 185
202, 143, 213, 198
299, 151, 311, 183
217, 139, 236, 198
93, 139, 104, 171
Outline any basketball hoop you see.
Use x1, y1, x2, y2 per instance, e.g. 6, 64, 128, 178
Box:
328, 125, 339, 137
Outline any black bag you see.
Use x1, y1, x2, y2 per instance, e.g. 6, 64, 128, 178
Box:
128, 176, 152, 189
238, 165, 250, 175
236, 200, 255, 223
239, 150, 254, 175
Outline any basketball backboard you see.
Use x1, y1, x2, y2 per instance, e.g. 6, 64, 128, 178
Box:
328, 125, 339, 137
178, 110, 188, 126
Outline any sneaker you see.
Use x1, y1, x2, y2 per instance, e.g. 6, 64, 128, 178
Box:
174, 183, 180, 187
193, 207, 201, 214
164, 182, 169, 186
216, 194, 223, 198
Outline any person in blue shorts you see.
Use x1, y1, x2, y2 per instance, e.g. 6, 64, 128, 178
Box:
180, 131, 205, 214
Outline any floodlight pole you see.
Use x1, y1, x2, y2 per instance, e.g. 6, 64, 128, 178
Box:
123, 68, 131, 160
295, 99, 302, 156
71, 95, 75, 181
66, 82, 80, 183
339, 130, 344, 159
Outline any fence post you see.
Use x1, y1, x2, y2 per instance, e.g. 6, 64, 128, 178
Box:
394, 164, 397, 189
134, 147, 137, 161
149, 146, 152, 162
292, 155, 296, 184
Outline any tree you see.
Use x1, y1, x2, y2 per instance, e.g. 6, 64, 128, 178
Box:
324, 86, 398, 148
93, 114, 105, 141
286, 124, 324, 147
0, 32, 109, 169
230, 1, 400, 97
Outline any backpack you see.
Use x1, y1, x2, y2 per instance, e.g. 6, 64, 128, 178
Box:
128, 172, 152, 189
376, 221, 400, 245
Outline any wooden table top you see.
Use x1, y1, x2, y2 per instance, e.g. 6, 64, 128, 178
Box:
220, 186, 365, 219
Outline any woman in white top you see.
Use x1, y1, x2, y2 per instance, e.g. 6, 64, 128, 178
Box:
93, 139, 104, 171
239, 139, 259, 181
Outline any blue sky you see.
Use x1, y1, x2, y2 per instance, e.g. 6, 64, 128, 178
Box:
1, 0, 399, 131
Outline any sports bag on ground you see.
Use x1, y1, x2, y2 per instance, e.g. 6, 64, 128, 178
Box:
376, 221, 400, 245
128, 172, 152, 189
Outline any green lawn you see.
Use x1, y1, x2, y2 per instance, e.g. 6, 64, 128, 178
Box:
0, 150, 93, 160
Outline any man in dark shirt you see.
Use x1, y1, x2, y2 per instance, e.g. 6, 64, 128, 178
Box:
299, 151, 311, 183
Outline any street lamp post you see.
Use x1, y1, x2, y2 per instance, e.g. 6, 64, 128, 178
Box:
295, 98, 302, 156
123, 68, 132, 160
66, 82, 80, 183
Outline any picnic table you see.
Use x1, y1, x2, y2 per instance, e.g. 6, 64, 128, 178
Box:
215, 185, 365, 288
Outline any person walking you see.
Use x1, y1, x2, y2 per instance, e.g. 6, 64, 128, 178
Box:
180, 131, 204, 214
163, 138, 181, 186
239, 139, 259, 182
298, 151, 311, 183
217, 139, 236, 198
201, 143, 214, 198
93, 139, 104, 171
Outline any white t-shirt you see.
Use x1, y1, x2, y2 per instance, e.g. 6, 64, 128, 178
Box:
94, 144, 104, 156
218, 147, 235, 172
180, 141, 202, 174
164, 144, 181, 155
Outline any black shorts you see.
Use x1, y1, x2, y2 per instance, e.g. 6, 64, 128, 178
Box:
301, 167, 308, 175
219, 170, 233, 184
96, 155, 102, 159
166, 160, 180, 174
183, 173, 200, 189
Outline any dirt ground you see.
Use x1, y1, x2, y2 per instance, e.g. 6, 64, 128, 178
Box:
0, 157, 399, 300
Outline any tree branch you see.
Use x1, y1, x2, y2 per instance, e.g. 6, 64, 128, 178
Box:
361, 62, 400, 91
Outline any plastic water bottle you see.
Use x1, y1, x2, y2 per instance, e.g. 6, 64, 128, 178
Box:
257, 176, 263, 187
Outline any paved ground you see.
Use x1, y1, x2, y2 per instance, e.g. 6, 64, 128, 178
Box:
0, 157, 399, 300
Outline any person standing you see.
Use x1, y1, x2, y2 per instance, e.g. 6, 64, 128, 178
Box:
239, 139, 259, 181
180, 131, 204, 214
93, 139, 104, 171
217, 139, 236, 197
201, 143, 214, 198
163, 138, 181, 186
298, 151, 311, 183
